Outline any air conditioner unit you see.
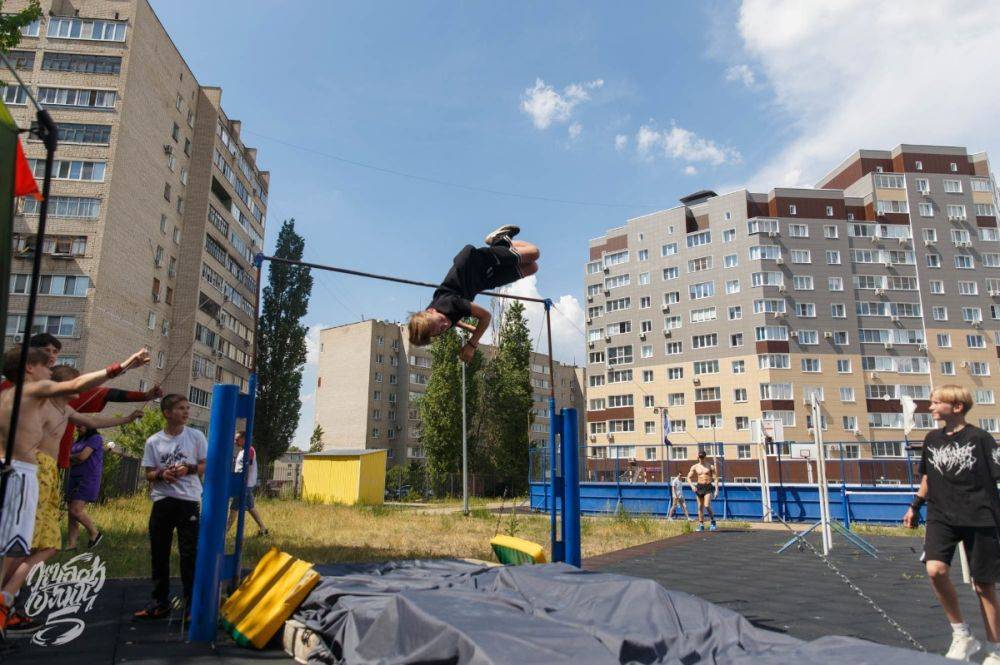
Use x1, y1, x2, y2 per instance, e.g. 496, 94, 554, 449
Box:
775, 311, 785, 318
603, 266, 610, 274
663, 330, 672, 338
918, 343, 928, 352
789, 330, 799, 338
11, 334, 22, 343
586, 318, 592, 325
869, 235, 879, 244
604, 335, 612, 343
870, 372, 879, 381
883, 342, 894, 350
948, 215, 960, 222
589, 435, 596, 442
874, 288, 886, 297
958, 215, 968, 222
990, 290, 1000, 298
603, 290, 611, 297
897, 237, 908, 245
823, 331, 833, 339
890, 315, 900, 323
851, 427, 861, 435
768, 231, 778, 238
692, 377, 701, 385
777, 285, 787, 293
588, 341, 595, 348
639, 332, 647, 340
775, 256, 785, 265
883, 261, 893, 268
924, 239, 934, 247
587, 296, 593, 303
661, 305, 670, 313
163, 144, 173, 155
919, 189, 929, 196
961, 361, 970, 368
152, 293, 161, 302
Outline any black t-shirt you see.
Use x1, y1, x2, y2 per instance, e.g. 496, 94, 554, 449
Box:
918, 424, 1000, 526
428, 245, 488, 325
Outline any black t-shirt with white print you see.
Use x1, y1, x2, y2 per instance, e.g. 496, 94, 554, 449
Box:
918, 424, 1000, 527
429, 245, 487, 325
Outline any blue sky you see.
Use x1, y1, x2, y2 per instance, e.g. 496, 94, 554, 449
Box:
151, 1, 1000, 448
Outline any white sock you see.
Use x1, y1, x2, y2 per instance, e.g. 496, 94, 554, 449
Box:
951, 622, 971, 636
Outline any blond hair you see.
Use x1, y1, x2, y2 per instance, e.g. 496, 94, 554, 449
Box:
407, 310, 436, 346
931, 384, 975, 414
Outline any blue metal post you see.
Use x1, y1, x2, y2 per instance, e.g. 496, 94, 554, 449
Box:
189, 384, 240, 642
561, 408, 581, 567
838, 443, 849, 527
548, 397, 564, 562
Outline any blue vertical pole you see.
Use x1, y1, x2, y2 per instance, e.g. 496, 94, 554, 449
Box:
189, 384, 239, 642
548, 397, 563, 562
839, 443, 849, 528
561, 408, 581, 567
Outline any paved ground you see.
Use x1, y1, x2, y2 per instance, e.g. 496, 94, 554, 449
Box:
588, 527, 981, 657
0, 579, 292, 664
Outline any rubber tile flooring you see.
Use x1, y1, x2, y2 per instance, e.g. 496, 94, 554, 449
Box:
0, 579, 291, 665
588, 527, 982, 658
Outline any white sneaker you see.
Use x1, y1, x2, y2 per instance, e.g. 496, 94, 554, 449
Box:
484, 225, 520, 246
982, 651, 1000, 665
945, 633, 980, 660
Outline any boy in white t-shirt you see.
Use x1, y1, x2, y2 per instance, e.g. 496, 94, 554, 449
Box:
226, 431, 268, 536
133, 395, 207, 620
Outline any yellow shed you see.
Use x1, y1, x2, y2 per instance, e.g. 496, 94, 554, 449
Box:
302, 449, 387, 506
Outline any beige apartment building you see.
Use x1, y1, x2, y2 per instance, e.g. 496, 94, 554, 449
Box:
313, 319, 585, 466
3, 0, 267, 429
586, 144, 1000, 465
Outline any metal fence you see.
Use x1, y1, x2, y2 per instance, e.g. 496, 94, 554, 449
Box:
98, 451, 144, 501
530, 440, 921, 488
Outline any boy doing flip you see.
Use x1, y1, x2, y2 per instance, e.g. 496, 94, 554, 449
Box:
407, 226, 540, 362
903, 385, 1000, 662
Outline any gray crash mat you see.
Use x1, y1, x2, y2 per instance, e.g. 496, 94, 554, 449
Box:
295, 559, 947, 664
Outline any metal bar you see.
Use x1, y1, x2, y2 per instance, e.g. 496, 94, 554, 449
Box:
561, 408, 581, 567
461, 346, 468, 516
262, 254, 547, 303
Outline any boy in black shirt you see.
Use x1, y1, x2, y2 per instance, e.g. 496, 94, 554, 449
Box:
903, 384, 1000, 662
407, 225, 540, 362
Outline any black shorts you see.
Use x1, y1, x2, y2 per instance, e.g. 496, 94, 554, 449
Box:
923, 520, 1000, 583
695, 483, 714, 497
482, 245, 523, 289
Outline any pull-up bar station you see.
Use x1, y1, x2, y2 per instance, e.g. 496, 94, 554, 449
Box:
189, 252, 581, 642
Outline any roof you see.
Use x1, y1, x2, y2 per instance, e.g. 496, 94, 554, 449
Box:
304, 448, 387, 458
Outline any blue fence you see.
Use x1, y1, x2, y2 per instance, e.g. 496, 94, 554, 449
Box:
529, 481, 916, 525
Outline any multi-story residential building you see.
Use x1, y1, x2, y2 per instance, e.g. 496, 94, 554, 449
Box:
585, 144, 999, 465
3, 0, 267, 429
313, 319, 585, 466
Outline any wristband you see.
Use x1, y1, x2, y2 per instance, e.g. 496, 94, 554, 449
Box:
910, 495, 926, 510
156, 469, 164, 481
186, 463, 198, 474
106, 362, 124, 378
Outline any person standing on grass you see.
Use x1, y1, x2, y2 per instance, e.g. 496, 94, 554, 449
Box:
227, 431, 268, 537
65, 427, 107, 550
687, 451, 718, 532
903, 384, 1000, 663
133, 395, 207, 621
667, 473, 690, 521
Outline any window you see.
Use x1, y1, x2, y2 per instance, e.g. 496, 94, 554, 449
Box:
687, 256, 712, 273
747, 217, 780, 235
955, 254, 975, 270
666, 342, 683, 355
943, 179, 962, 194
937, 333, 952, 348
795, 303, 816, 318
959, 281, 979, 296
172, 122, 181, 142
731, 360, 745, 374
1, 85, 27, 105
977, 204, 998, 218
667, 367, 684, 380
728, 305, 742, 321
686, 230, 711, 248
825, 250, 841, 265
918, 202, 934, 217
691, 307, 717, 323
723, 229, 736, 242
972, 179, 993, 193
967, 334, 986, 349
834, 331, 849, 345
927, 254, 941, 268
788, 223, 807, 238
797, 330, 818, 345
662, 267, 679, 281
697, 415, 722, 430
734, 388, 748, 402
691, 333, 717, 349
689, 281, 715, 300
724, 254, 738, 268
163, 182, 172, 201
801, 358, 821, 372
730, 332, 743, 347
750, 245, 781, 261
752, 271, 784, 287
976, 389, 995, 405
791, 249, 811, 264
823, 225, 838, 239
759, 383, 793, 400
831, 303, 846, 318
758, 353, 789, 369
694, 360, 719, 375
37, 87, 117, 109
725, 279, 740, 294
669, 445, 688, 459
28, 159, 106, 182
47, 17, 128, 41
970, 362, 991, 377
661, 243, 678, 257
639, 296, 651, 309
173, 227, 181, 245
188, 387, 211, 408
876, 200, 909, 214
184, 138, 191, 156
947, 204, 967, 220
21, 196, 101, 220
837, 359, 851, 373
828, 276, 844, 291
915, 178, 929, 193
788, 204, 797, 216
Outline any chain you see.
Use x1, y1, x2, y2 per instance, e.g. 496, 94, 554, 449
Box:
761, 502, 927, 652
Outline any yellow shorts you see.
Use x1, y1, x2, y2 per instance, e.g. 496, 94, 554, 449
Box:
31, 453, 61, 551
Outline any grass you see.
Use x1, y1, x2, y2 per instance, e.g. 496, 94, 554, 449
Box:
851, 522, 925, 538
72, 495, 740, 578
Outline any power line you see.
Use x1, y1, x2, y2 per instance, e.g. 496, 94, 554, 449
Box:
242, 128, 664, 210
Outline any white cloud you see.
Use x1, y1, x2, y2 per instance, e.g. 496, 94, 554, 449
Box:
724, 64, 755, 87
519, 78, 603, 130
635, 121, 741, 166
614, 134, 628, 151
490, 276, 585, 365
736, 0, 1000, 189
684, 165, 698, 176
568, 121, 583, 139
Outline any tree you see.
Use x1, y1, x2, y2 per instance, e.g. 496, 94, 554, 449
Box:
479, 302, 533, 493
0, 1, 40, 54
308, 424, 324, 453
255, 220, 312, 466
418, 329, 483, 493
113, 408, 166, 457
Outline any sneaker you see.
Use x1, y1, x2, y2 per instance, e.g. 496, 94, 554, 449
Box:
484, 225, 520, 247
709, 523, 718, 532
945, 633, 980, 660
696, 523, 704, 532
982, 652, 1000, 665
4, 610, 41, 635
88, 531, 104, 549
133, 601, 171, 621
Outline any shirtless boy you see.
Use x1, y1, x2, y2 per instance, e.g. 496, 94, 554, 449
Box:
687, 451, 718, 532
0, 345, 149, 636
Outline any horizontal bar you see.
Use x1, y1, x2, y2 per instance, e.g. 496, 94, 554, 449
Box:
844, 491, 917, 496
262, 254, 548, 304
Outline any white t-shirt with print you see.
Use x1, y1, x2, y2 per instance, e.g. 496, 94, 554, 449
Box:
142, 427, 208, 502
235, 447, 258, 488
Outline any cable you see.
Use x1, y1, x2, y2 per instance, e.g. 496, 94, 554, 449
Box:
241, 128, 663, 210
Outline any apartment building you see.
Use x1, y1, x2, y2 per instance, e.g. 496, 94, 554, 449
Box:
313, 319, 585, 466
3, 0, 267, 429
585, 144, 999, 462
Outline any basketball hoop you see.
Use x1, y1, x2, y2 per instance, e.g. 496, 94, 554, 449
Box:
798, 450, 812, 459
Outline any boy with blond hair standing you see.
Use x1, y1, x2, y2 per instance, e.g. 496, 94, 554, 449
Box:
903, 384, 1000, 662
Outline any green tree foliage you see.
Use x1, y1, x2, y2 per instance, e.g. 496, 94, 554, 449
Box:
255, 220, 313, 466
479, 302, 533, 493
0, 1, 39, 53
113, 408, 166, 457
308, 424, 324, 453
418, 330, 482, 493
